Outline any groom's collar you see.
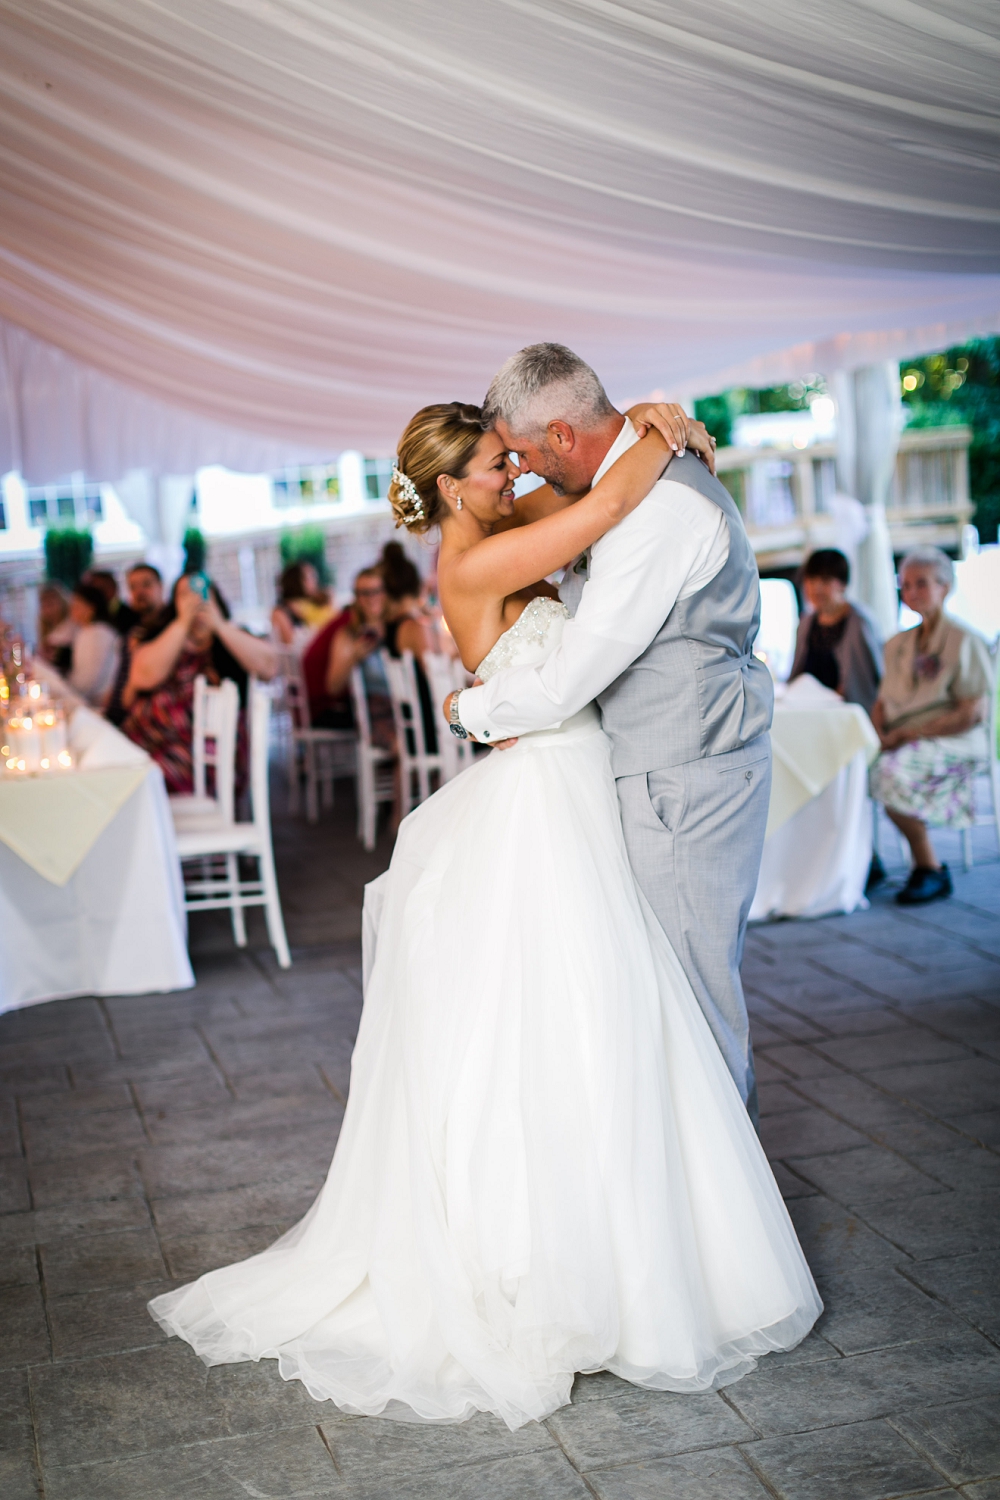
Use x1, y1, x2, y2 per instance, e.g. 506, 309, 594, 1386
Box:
590, 416, 636, 489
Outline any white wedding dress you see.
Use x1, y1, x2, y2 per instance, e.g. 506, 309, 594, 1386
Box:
149, 597, 821, 1430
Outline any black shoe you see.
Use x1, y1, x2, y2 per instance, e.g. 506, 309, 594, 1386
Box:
865, 853, 887, 894
896, 863, 953, 905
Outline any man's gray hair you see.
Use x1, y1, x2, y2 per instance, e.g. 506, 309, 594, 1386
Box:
899, 545, 954, 590
483, 343, 615, 437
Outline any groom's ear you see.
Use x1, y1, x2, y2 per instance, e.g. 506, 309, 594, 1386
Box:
547, 420, 576, 452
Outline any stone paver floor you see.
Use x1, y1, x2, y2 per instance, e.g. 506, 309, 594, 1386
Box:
2, 784, 999, 1499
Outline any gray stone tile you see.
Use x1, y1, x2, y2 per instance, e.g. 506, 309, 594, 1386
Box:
964, 1483, 1000, 1499
0, 1196, 151, 1252
0, 1282, 50, 1368
816, 1030, 971, 1072
27, 1149, 144, 1209
41, 1427, 342, 1500
891, 1394, 1000, 1484
761, 1109, 870, 1160
0, 1156, 30, 1213
0, 1096, 22, 1155
321, 1407, 554, 1483
908, 1251, 1000, 1341
0, 1065, 70, 1098
357, 1448, 593, 1500
40, 1226, 167, 1297
769, 1161, 820, 1199
149, 1178, 316, 1237
816, 1267, 969, 1356
143, 1091, 340, 1147
22, 1107, 147, 1164
230, 1064, 334, 1101
588, 1444, 771, 1500
862, 1057, 1000, 1116
757, 1081, 811, 1116
133, 1073, 232, 1116
859, 1189, 1000, 1260
18, 1085, 133, 1121
747, 1418, 949, 1500
786, 1145, 950, 1207
909, 1146, 1000, 1194
810, 1008, 912, 1038
47, 1282, 173, 1360
160, 1225, 283, 1281
759, 1329, 842, 1368
0, 1370, 40, 1500
0, 1246, 40, 1289
754, 1044, 842, 1080
569, 1370, 634, 1404
724, 1335, 1000, 1437
30, 1342, 320, 1469
786, 1197, 898, 1276
138, 1121, 336, 1198
546, 1388, 751, 1469
948, 1110, 1000, 1148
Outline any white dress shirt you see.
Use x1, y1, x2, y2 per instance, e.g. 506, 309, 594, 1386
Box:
458, 418, 729, 742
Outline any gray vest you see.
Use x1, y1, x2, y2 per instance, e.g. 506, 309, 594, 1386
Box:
594, 451, 773, 776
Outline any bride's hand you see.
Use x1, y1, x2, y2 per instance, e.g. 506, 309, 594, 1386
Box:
625, 403, 718, 476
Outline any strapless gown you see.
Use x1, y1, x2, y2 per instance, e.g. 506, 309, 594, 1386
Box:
149, 596, 821, 1430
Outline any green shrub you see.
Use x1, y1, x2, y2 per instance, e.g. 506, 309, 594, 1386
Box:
44, 529, 93, 588
280, 525, 330, 586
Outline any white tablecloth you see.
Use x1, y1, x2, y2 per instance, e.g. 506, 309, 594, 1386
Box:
0, 707, 194, 1012
751, 676, 880, 921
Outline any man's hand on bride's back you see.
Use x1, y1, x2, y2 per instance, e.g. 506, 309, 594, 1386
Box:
625, 403, 718, 476
442, 687, 518, 750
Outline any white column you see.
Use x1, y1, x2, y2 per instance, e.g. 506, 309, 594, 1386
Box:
831, 363, 902, 642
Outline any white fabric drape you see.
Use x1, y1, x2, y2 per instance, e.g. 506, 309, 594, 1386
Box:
1, 1, 999, 480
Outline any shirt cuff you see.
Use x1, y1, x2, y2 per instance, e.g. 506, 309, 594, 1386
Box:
456, 685, 501, 743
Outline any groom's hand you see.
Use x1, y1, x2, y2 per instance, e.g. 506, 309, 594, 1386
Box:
442, 690, 518, 750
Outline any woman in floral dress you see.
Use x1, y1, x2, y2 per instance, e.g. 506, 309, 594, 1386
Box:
870, 547, 993, 905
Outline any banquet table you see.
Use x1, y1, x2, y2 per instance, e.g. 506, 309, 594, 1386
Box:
0, 704, 194, 1012
750, 675, 881, 922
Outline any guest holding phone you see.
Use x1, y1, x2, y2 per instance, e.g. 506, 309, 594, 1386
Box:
301, 567, 395, 748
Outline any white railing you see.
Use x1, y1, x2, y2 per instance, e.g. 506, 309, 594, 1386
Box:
716, 425, 972, 567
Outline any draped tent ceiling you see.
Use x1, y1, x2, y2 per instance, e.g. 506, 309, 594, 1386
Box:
1, 0, 999, 482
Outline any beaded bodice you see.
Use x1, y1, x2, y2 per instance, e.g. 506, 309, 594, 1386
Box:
476, 597, 570, 682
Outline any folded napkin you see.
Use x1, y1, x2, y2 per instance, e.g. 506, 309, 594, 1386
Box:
0, 708, 150, 885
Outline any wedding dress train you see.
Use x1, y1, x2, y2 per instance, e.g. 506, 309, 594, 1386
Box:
149, 596, 821, 1430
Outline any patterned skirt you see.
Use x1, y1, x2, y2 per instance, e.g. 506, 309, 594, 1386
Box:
870, 736, 982, 829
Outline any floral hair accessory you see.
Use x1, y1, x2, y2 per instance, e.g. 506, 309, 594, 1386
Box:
392, 465, 425, 525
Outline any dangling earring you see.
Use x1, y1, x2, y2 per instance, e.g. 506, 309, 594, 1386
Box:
455, 496, 463, 510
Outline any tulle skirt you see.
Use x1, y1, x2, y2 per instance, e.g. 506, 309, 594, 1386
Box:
149, 714, 821, 1430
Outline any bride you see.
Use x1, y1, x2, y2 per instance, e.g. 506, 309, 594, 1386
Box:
150, 401, 821, 1430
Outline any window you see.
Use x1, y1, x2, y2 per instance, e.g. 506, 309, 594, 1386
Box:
364, 458, 394, 501
29, 497, 48, 525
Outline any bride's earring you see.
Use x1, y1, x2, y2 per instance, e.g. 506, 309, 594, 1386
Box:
455, 496, 463, 510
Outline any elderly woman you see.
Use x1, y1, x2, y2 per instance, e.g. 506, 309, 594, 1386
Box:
870, 547, 993, 905
121, 575, 276, 793
790, 548, 882, 712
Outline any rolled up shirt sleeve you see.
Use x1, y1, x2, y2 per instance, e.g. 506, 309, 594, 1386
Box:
457, 479, 728, 743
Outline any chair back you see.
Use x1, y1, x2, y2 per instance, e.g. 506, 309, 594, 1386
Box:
422, 651, 474, 778
350, 665, 376, 747
191, 674, 239, 822
989, 643, 1000, 827
381, 650, 434, 762
247, 677, 273, 832
275, 645, 312, 729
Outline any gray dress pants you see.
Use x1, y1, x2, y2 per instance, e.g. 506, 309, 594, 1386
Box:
615, 734, 771, 1128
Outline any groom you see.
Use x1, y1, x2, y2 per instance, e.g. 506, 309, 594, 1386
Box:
452, 343, 772, 1125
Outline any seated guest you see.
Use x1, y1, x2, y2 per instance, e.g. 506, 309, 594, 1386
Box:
105, 563, 166, 725
271, 561, 333, 645
82, 569, 140, 637
36, 582, 74, 673
870, 547, 992, 906
121, 575, 276, 793
67, 583, 120, 708
302, 568, 393, 747
379, 541, 438, 752
790, 549, 882, 711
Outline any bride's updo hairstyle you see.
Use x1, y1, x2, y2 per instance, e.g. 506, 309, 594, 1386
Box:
388, 402, 486, 534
